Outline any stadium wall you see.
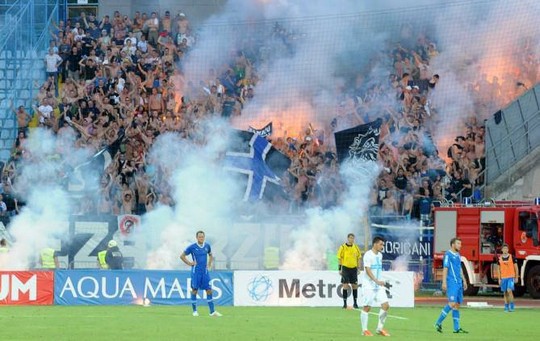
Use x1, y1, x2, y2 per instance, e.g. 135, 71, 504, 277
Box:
2, 214, 432, 276
489, 146, 540, 200
485, 84, 540, 186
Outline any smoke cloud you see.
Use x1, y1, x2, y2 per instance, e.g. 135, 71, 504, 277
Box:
106, 1, 538, 273
430, 0, 540, 153
139, 117, 243, 269
4, 1, 538, 272
282, 160, 380, 270
1, 128, 94, 269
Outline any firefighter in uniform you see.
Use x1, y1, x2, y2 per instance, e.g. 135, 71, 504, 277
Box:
105, 240, 124, 270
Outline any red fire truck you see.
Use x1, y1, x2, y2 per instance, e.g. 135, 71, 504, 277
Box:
432, 200, 540, 298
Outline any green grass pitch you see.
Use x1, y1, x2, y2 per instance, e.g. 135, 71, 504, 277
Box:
0, 305, 537, 340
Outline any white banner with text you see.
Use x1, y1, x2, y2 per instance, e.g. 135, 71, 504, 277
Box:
234, 271, 414, 307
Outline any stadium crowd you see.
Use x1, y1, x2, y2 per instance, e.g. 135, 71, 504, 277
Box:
2, 9, 537, 226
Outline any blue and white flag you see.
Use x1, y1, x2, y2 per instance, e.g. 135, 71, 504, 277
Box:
225, 131, 290, 201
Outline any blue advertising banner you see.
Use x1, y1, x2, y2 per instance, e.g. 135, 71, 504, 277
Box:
371, 222, 434, 283
54, 270, 233, 306
371, 223, 433, 261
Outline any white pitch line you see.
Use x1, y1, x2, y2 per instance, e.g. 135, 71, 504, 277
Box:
368, 312, 409, 320
0, 315, 119, 318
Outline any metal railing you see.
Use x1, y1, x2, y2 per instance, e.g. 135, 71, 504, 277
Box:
448, 167, 487, 205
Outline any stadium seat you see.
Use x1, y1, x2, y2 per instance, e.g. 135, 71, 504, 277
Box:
17, 69, 29, 79
3, 119, 15, 129
0, 150, 10, 161
19, 90, 31, 100
33, 69, 43, 79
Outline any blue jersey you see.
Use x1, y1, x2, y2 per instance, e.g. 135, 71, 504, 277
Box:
443, 250, 462, 287
184, 242, 212, 272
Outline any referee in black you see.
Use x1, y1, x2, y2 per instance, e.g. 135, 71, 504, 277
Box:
337, 233, 362, 309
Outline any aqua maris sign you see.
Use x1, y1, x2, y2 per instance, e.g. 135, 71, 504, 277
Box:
54, 270, 233, 305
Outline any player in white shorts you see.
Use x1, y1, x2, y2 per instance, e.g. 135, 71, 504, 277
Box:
360, 236, 390, 337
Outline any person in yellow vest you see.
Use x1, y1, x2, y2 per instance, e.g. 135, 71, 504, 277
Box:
97, 246, 109, 269
263, 246, 280, 269
39, 247, 59, 269
326, 249, 339, 270
498, 243, 519, 312
0, 238, 9, 265
337, 233, 362, 309
0, 238, 9, 253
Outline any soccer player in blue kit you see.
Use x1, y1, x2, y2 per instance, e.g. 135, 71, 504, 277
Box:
435, 237, 468, 334
180, 230, 222, 317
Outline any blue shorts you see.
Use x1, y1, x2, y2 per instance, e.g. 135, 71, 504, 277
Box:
501, 278, 515, 292
191, 270, 211, 291
447, 285, 463, 304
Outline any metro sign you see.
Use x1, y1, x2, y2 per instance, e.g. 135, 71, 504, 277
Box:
0, 272, 54, 305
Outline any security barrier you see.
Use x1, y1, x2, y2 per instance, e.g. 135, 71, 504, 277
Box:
0, 270, 415, 307
54, 270, 234, 306
0, 271, 54, 305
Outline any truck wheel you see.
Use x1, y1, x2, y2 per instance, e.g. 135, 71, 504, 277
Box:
526, 265, 540, 299
462, 264, 479, 296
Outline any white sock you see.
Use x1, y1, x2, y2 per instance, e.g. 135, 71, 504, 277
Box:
361, 311, 369, 331
377, 310, 387, 331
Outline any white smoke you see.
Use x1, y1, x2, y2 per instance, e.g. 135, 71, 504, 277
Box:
282, 161, 380, 270
140, 117, 243, 269
7, 1, 538, 273
5, 188, 71, 269
1, 128, 95, 269
430, 0, 540, 153
391, 254, 410, 272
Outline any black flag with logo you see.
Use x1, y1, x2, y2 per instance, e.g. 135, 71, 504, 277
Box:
334, 118, 383, 164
